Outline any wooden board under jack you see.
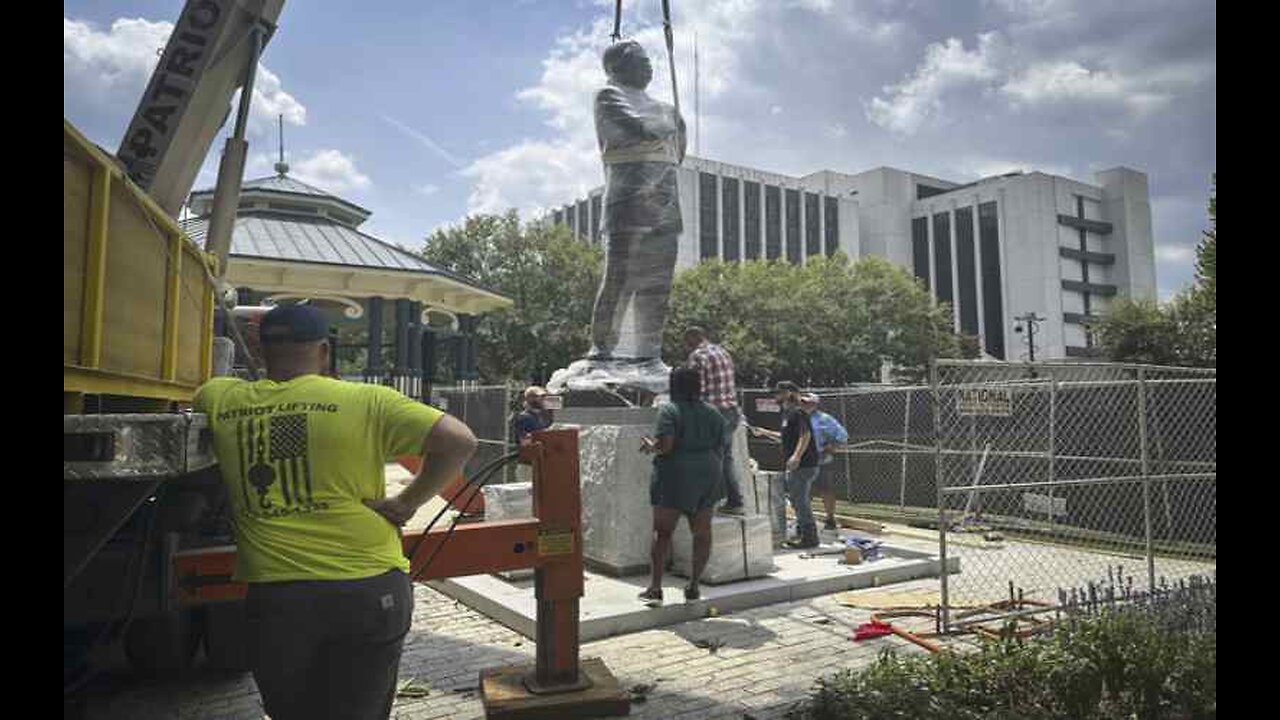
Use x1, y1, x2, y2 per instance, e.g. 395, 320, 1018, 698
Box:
480, 656, 631, 719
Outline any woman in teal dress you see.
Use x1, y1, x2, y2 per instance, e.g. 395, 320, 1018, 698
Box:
638, 367, 727, 605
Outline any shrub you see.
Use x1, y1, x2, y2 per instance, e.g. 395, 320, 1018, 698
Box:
788, 579, 1215, 720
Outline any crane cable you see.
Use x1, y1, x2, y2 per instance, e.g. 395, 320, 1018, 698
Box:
661, 0, 680, 121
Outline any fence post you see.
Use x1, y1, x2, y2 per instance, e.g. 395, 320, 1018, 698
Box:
1138, 366, 1154, 592
932, 361, 950, 632
900, 388, 911, 508
841, 391, 852, 506
1047, 374, 1057, 524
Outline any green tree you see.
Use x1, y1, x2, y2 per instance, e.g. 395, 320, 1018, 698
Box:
1094, 174, 1215, 367
663, 254, 969, 386
421, 212, 603, 382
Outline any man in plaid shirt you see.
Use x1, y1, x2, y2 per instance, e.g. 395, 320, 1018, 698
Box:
683, 326, 746, 514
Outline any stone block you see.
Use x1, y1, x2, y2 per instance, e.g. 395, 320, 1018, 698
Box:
570, 420, 657, 575
670, 514, 775, 584
482, 482, 534, 580
482, 482, 533, 521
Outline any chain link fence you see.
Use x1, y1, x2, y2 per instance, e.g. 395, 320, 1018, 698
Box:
740, 385, 937, 513
427, 383, 517, 481
931, 360, 1216, 630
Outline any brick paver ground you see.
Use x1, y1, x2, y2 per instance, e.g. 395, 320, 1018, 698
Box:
71, 580, 940, 720
68, 525, 1213, 720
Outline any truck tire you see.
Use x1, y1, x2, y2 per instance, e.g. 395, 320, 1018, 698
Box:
123, 609, 202, 675
203, 601, 252, 672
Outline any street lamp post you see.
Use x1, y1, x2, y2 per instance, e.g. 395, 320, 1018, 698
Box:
1013, 312, 1046, 362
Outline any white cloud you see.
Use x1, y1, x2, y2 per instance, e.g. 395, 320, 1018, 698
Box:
414, 184, 440, 197
290, 150, 372, 193
957, 156, 1074, 180
1002, 61, 1169, 115
64, 16, 305, 140
463, 137, 600, 217
1155, 244, 1195, 263
827, 122, 848, 139
865, 33, 1003, 135
770, 105, 783, 115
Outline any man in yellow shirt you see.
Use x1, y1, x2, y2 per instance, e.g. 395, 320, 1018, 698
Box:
194, 304, 477, 720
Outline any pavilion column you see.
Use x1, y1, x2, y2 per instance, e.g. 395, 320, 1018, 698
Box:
366, 296, 384, 382
393, 299, 411, 374
461, 314, 479, 381
408, 301, 423, 397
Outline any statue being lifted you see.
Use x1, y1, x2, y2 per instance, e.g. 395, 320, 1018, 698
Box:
548, 40, 687, 397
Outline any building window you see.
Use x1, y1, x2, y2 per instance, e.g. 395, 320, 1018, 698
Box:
955, 207, 978, 336
824, 197, 839, 256
590, 195, 602, 244
577, 200, 589, 240
700, 172, 718, 259
722, 177, 740, 261
552, 209, 563, 226
979, 201, 1004, 358
785, 188, 801, 264
912, 217, 930, 290
804, 193, 821, 257
567, 204, 577, 237
932, 212, 953, 305
917, 184, 948, 200
765, 185, 781, 260
744, 181, 761, 260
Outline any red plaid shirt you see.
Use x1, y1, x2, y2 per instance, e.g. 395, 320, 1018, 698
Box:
688, 342, 737, 409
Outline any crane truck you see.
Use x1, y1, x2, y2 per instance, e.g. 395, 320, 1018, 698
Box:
65, 0, 287, 684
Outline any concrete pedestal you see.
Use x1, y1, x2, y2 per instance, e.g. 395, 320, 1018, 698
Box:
556, 406, 759, 577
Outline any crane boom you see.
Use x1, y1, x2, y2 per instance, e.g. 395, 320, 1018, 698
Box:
116, 0, 286, 218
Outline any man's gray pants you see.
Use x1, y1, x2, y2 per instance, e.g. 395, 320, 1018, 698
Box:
245, 569, 413, 720
718, 406, 745, 508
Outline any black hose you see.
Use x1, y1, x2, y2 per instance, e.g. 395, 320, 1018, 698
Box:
409, 452, 522, 582
403, 451, 520, 567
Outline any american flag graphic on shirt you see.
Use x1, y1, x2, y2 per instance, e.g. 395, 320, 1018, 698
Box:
236, 413, 314, 514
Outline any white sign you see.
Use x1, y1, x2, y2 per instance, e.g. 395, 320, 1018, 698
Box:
957, 387, 1013, 416
542, 395, 564, 410
1023, 492, 1067, 518
755, 398, 781, 413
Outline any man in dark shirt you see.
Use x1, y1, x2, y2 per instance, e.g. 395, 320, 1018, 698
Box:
514, 386, 554, 445
775, 381, 821, 548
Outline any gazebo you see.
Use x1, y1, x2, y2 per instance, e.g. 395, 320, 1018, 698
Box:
181, 169, 510, 396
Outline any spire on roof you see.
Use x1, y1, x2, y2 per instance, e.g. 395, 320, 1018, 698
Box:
274, 113, 289, 177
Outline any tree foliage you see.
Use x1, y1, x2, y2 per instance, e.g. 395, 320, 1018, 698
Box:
1093, 175, 1215, 368
421, 212, 602, 383
663, 254, 974, 386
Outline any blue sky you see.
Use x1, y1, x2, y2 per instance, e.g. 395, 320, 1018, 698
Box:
65, 0, 1215, 299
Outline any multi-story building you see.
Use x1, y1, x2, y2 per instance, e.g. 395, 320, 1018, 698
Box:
548, 157, 1156, 361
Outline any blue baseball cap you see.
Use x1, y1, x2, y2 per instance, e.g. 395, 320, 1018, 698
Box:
259, 304, 330, 344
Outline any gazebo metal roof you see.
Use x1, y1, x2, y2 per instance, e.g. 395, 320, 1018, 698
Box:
182, 175, 511, 315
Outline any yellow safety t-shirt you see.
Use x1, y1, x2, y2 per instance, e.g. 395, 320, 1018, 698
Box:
193, 375, 443, 583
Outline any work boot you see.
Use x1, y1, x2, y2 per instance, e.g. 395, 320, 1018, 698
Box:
823, 518, 837, 531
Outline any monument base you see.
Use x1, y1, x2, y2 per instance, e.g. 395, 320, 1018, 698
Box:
547, 357, 671, 395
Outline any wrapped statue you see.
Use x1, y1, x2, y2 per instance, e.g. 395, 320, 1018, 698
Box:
548, 40, 686, 396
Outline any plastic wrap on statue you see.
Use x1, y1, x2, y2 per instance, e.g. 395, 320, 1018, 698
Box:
548, 40, 686, 396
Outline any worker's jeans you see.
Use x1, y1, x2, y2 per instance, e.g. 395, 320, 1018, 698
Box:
784, 466, 821, 539
245, 569, 413, 720
718, 406, 745, 508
